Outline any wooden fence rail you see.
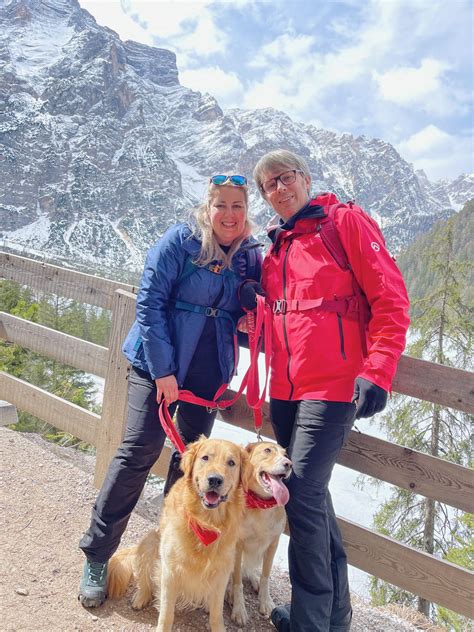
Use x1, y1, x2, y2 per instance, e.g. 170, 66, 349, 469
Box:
1, 250, 473, 619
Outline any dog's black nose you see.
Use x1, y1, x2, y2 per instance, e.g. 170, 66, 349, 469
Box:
282, 457, 292, 471
207, 474, 224, 489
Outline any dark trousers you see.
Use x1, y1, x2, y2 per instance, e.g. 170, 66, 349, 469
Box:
79, 365, 220, 562
270, 398, 356, 632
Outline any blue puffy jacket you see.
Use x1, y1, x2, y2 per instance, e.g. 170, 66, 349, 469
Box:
122, 223, 262, 386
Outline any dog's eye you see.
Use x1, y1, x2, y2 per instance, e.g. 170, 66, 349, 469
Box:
201, 455, 209, 461
227, 459, 236, 467
264, 447, 272, 453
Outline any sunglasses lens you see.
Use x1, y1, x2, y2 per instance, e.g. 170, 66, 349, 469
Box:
230, 175, 247, 186
211, 175, 228, 185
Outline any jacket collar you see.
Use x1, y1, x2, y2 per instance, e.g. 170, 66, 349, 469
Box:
267, 198, 326, 244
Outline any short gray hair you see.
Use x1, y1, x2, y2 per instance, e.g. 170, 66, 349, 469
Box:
253, 150, 311, 195
190, 179, 253, 269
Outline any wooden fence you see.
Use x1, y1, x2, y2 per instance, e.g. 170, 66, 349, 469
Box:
1, 251, 473, 619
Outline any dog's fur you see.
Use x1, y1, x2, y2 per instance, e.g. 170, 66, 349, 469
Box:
107, 437, 251, 632
230, 441, 292, 626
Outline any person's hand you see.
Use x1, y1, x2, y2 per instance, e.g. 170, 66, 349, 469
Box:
239, 281, 265, 311
237, 315, 248, 333
351, 377, 388, 419
155, 375, 179, 404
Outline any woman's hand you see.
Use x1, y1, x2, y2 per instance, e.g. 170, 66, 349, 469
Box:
237, 315, 248, 333
155, 375, 179, 404
239, 280, 265, 311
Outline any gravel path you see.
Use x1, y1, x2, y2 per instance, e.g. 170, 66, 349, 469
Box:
1, 426, 430, 631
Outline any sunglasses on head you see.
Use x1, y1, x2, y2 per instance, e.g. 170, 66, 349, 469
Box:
210, 174, 247, 186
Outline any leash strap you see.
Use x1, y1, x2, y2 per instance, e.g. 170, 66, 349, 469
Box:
158, 296, 272, 451
245, 295, 272, 438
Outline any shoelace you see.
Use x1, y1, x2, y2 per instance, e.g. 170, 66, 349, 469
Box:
87, 562, 106, 585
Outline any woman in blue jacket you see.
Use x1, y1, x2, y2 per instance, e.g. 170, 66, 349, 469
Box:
78, 174, 261, 608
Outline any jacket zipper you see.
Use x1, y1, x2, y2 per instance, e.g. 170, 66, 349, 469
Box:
336, 313, 347, 360
282, 242, 295, 399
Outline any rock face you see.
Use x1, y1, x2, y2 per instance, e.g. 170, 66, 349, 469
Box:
1, 0, 471, 270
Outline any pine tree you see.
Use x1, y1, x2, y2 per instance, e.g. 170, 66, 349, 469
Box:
369, 218, 473, 627
0, 281, 103, 447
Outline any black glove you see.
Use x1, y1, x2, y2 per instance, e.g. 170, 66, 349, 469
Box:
351, 377, 388, 419
239, 280, 265, 311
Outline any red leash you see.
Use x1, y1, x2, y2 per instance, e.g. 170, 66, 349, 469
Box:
158, 296, 272, 453
243, 295, 272, 439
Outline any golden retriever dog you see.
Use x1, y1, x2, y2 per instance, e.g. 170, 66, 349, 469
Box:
107, 436, 251, 632
230, 441, 292, 626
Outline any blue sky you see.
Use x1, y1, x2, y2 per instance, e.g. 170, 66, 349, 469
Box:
79, 0, 473, 181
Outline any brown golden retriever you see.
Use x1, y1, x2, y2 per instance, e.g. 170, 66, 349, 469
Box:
107, 437, 251, 632
230, 441, 291, 626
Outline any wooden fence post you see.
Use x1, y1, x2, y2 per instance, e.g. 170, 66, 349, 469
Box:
94, 289, 136, 488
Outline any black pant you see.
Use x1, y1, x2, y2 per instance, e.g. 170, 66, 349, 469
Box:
270, 398, 355, 632
79, 365, 221, 562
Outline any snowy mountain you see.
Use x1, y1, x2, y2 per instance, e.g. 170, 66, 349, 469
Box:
1, 0, 471, 271
416, 171, 474, 212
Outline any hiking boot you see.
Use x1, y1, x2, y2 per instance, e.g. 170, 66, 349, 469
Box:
271, 604, 291, 632
78, 559, 108, 608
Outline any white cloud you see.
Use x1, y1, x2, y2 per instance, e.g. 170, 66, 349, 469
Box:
179, 15, 227, 56
79, 1, 154, 45
118, 0, 227, 58
242, 3, 402, 120
180, 67, 245, 108
397, 125, 473, 180
249, 32, 316, 68
375, 59, 448, 104
121, 0, 210, 38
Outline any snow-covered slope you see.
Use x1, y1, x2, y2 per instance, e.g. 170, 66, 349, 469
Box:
1, 0, 471, 270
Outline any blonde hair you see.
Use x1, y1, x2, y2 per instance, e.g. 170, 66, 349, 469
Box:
253, 149, 311, 196
191, 179, 253, 269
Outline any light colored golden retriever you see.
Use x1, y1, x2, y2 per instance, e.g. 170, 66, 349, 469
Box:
107, 436, 251, 632
230, 441, 292, 626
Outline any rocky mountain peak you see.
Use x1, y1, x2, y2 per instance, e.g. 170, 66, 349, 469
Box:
1, 0, 472, 271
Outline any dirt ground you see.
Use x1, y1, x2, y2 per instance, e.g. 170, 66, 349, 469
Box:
1, 426, 431, 631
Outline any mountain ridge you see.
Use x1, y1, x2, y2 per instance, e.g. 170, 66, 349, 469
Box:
1, 0, 472, 271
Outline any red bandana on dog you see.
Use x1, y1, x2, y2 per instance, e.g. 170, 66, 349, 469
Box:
245, 489, 278, 509
186, 513, 220, 546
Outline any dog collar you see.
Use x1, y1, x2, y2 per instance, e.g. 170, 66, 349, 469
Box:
245, 489, 278, 509
185, 513, 220, 546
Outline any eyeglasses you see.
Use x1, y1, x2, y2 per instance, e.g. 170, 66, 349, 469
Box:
210, 175, 247, 186
260, 169, 304, 194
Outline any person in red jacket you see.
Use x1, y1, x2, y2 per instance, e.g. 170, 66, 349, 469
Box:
240, 150, 410, 632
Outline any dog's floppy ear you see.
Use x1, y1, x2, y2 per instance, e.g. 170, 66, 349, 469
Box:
180, 436, 205, 479
239, 446, 252, 491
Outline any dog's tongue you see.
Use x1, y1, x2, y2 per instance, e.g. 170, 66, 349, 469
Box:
266, 474, 289, 506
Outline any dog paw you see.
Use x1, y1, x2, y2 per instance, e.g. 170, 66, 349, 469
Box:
259, 596, 275, 617
131, 591, 151, 610
231, 604, 249, 626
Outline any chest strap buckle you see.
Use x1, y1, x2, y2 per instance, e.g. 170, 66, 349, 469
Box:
273, 299, 287, 315
205, 307, 219, 317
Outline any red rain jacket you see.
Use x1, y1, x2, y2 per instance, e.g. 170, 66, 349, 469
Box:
261, 193, 410, 402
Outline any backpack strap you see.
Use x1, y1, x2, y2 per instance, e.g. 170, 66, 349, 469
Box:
316, 202, 370, 357
316, 203, 350, 271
